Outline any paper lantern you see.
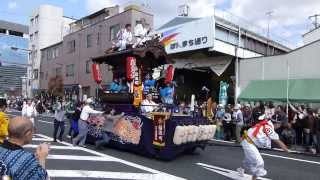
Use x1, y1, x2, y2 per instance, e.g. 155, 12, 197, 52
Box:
126, 56, 136, 81
165, 65, 174, 84
92, 63, 102, 84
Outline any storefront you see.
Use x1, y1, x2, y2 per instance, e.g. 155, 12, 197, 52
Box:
157, 17, 235, 104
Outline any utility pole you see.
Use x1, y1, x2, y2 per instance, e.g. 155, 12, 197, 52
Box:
235, 25, 241, 105
309, 14, 320, 29
266, 11, 273, 56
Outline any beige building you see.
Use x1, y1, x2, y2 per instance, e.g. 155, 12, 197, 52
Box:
29, 4, 75, 97
39, 6, 153, 98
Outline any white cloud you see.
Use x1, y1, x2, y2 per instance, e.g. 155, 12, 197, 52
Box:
227, 0, 320, 47
8, 1, 17, 9
85, 0, 318, 47
85, 0, 119, 13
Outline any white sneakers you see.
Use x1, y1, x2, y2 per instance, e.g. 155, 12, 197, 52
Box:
237, 167, 245, 177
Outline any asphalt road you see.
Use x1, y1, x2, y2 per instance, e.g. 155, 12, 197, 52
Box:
9, 112, 320, 180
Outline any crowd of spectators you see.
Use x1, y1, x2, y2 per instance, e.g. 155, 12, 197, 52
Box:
213, 102, 320, 155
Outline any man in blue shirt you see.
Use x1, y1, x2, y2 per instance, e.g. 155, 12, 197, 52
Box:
0, 116, 49, 179
143, 74, 156, 95
160, 84, 174, 104
110, 79, 121, 93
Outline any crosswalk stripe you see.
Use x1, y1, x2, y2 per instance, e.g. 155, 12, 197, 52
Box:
38, 120, 54, 124
32, 138, 53, 142
34, 133, 186, 180
24, 144, 81, 150
47, 170, 155, 179
47, 155, 116, 161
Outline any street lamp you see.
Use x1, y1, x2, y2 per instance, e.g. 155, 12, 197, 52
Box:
20, 76, 28, 98
11, 47, 31, 52
11, 45, 35, 98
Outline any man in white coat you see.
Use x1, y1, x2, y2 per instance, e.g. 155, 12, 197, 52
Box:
72, 98, 103, 147
22, 99, 37, 124
141, 94, 157, 113
116, 24, 133, 51
133, 18, 150, 48
238, 114, 289, 180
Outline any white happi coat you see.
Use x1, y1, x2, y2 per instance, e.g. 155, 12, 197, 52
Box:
241, 120, 279, 177
116, 29, 133, 50
133, 24, 148, 47
141, 99, 157, 113
22, 104, 37, 124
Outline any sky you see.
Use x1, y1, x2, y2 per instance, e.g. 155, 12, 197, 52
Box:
0, 0, 319, 48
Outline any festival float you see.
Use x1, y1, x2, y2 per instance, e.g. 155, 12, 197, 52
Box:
88, 36, 216, 160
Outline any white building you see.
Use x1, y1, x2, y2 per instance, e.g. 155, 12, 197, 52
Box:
238, 37, 320, 103
28, 4, 75, 97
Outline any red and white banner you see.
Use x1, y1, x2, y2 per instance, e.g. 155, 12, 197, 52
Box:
126, 57, 136, 81
165, 65, 175, 84
92, 63, 102, 84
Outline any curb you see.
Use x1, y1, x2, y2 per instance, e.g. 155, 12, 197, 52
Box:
209, 139, 319, 157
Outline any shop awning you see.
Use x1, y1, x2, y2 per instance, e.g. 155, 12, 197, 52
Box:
239, 79, 320, 103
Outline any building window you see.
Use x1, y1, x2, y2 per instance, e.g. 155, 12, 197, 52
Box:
67, 40, 76, 53
33, 69, 39, 80
47, 49, 52, 60
34, 31, 39, 40
55, 47, 59, 58
53, 47, 59, 59
97, 32, 100, 45
41, 51, 45, 61
33, 50, 37, 59
40, 72, 44, 79
85, 60, 91, 73
87, 34, 93, 48
110, 24, 120, 41
30, 18, 34, 26
30, 34, 33, 41
9, 30, 23, 37
28, 52, 32, 60
55, 67, 62, 76
35, 15, 39, 24
0, 29, 6, 34
66, 64, 74, 77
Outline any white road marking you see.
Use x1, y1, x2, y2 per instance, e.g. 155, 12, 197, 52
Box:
47, 155, 117, 162
47, 170, 156, 179
24, 144, 81, 150
210, 139, 236, 144
261, 153, 320, 165
271, 148, 300, 153
38, 120, 53, 124
35, 134, 186, 180
31, 138, 53, 142
197, 163, 272, 180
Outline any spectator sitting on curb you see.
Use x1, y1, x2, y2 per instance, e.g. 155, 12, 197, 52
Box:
280, 123, 296, 148
0, 116, 49, 179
